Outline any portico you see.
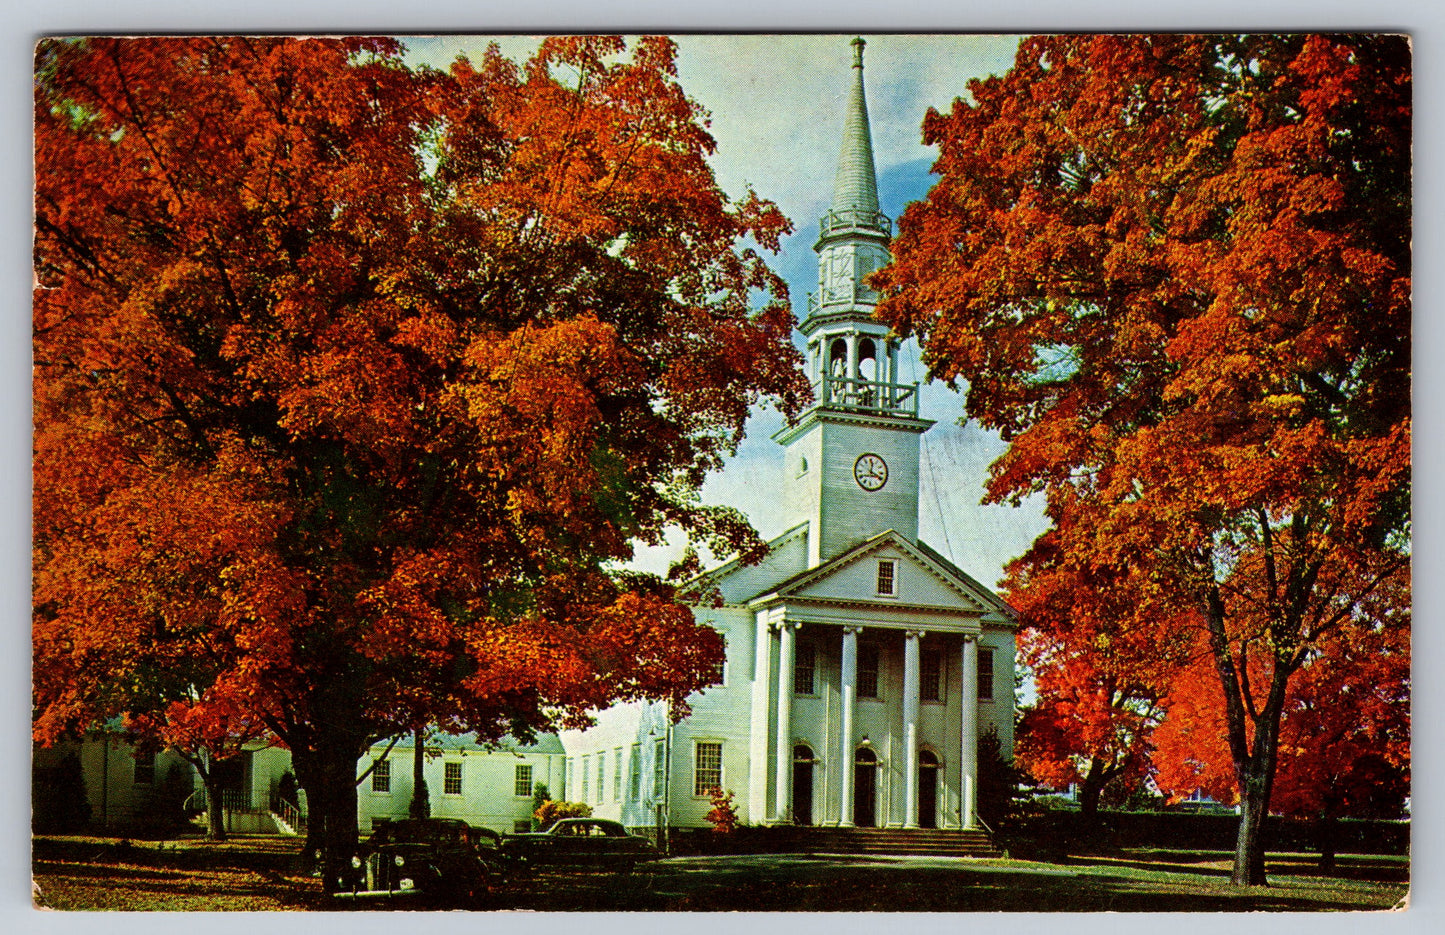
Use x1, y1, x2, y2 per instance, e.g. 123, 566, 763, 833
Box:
743, 533, 1003, 830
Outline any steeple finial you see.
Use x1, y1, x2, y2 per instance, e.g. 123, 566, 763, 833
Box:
831, 36, 880, 218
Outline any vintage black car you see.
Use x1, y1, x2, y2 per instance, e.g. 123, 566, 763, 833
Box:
333, 818, 504, 906
502, 818, 660, 873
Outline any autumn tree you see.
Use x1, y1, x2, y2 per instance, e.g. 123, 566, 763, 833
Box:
876, 34, 1409, 885
125, 699, 268, 841
1153, 580, 1409, 865
1014, 633, 1164, 818
34, 35, 807, 881
1010, 541, 1189, 818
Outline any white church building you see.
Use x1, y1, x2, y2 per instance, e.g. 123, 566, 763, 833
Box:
558, 39, 1016, 835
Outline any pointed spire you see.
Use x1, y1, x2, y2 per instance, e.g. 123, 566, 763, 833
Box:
831, 37, 880, 217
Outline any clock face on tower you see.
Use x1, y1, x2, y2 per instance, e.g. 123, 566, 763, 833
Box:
853, 453, 888, 491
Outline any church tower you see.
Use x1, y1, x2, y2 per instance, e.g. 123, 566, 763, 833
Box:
776, 37, 934, 568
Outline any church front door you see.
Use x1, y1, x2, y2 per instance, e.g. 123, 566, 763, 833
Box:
918, 751, 939, 829
854, 749, 878, 827
792, 745, 814, 825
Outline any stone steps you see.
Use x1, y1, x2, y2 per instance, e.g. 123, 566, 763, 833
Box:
761, 826, 1003, 858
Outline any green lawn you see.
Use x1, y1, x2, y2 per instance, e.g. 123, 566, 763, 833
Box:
31, 835, 1408, 912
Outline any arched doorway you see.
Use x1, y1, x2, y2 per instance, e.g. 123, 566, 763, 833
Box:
854, 748, 878, 828
792, 745, 814, 825
918, 750, 940, 829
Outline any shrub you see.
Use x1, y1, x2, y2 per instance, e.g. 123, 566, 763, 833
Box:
33, 752, 92, 833
530, 782, 551, 831
534, 799, 591, 830
704, 787, 738, 834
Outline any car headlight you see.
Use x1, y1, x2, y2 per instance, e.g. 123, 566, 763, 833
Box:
351, 856, 362, 869
399, 878, 415, 890
394, 854, 405, 867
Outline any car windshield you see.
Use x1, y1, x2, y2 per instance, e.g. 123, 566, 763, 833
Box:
557, 821, 627, 837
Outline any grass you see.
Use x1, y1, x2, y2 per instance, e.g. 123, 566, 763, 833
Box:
31, 834, 1409, 912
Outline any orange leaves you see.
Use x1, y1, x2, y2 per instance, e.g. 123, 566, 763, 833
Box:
459, 591, 721, 726
34, 35, 800, 765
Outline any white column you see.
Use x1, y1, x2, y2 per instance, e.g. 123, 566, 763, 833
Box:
961, 635, 979, 830
838, 626, 860, 827
903, 630, 922, 829
846, 334, 859, 384
774, 621, 797, 823
748, 612, 776, 826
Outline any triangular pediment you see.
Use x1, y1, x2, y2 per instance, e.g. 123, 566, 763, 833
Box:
748, 530, 1015, 624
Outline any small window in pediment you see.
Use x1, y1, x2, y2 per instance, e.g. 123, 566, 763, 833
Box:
876, 560, 896, 596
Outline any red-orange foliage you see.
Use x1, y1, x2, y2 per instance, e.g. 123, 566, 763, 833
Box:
1011, 547, 1189, 815
33, 36, 807, 873
704, 786, 738, 834
876, 35, 1409, 885
1153, 574, 1410, 821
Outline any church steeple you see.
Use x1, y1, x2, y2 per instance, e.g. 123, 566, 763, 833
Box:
801, 36, 910, 419
831, 37, 881, 220
776, 38, 934, 569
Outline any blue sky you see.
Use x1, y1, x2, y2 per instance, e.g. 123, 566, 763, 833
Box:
403, 35, 1050, 590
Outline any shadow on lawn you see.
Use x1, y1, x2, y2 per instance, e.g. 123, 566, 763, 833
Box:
508, 861, 1400, 913
33, 835, 306, 875
1058, 852, 1408, 885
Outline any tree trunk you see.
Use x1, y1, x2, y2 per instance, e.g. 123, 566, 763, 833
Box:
1077, 757, 1110, 819
178, 751, 227, 841
1317, 815, 1338, 873
292, 741, 363, 889
1202, 587, 1291, 888
203, 771, 227, 841
1232, 767, 1271, 885
409, 728, 430, 819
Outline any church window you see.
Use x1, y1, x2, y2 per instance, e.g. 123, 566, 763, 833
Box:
693, 741, 723, 797
371, 757, 390, 793
858, 643, 881, 699
629, 744, 641, 801
653, 739, 667, 798
876, 560, 896, 596
977, 647, 995, 701
514, 764, 533, 798
708, 638, 727, 686
794, 641, 816, 695
613, 748, 623, 802
596, 753, 606, 803
581, 756, 590, 801
444, 761, 462, 796
922, 650, 943, 702
133, 751, 155, 786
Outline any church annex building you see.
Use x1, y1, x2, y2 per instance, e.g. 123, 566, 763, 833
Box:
556, 38, 1017, 835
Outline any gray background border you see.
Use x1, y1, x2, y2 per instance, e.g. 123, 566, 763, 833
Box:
7, 3, 1438, 934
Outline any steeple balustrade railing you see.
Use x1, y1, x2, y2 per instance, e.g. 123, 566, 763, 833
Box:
818, 374, 919, 417
818, 208, 892, 238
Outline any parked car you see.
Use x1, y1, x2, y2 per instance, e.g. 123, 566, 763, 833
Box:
333, 818, 504, 906
502, 818, 660, 873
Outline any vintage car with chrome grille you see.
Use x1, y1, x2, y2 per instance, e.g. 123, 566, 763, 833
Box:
501, 818, 660, 873
333, 817, 504, 906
